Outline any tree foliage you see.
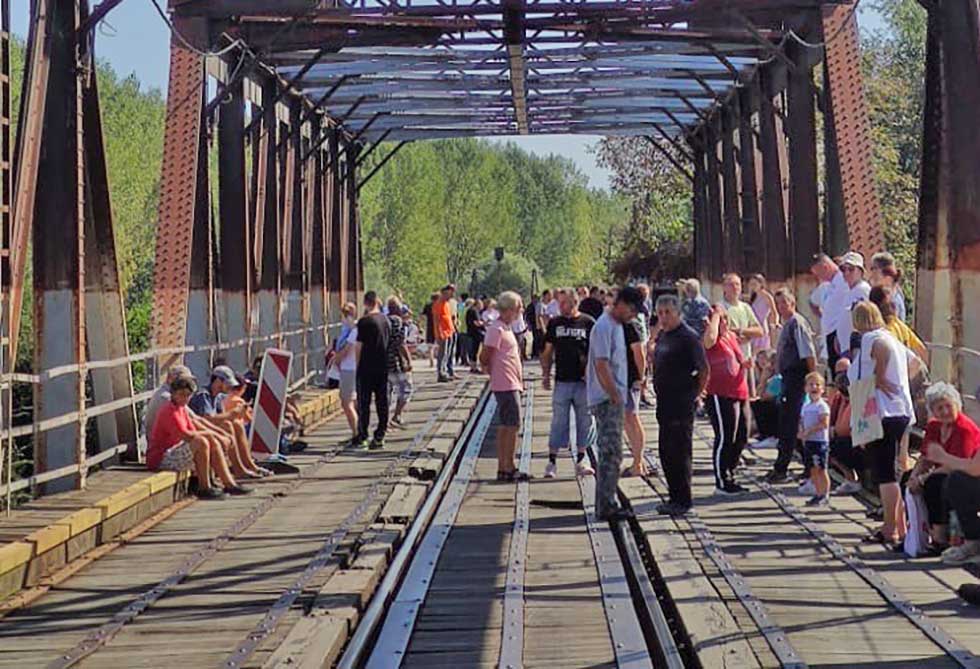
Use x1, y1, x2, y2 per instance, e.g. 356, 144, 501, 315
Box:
358, 139, 630, 310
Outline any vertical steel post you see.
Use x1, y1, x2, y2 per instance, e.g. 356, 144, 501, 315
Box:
785, 36, 821, 297
758, 66, 790, 283
32, 0, 86, 492
256, 80, 282, 351
915, 2, 980, 395
346, 143, 363, 300
738, 82, 763, 273
720, 104, 742, 275
309, 124, 328, 373
326, 129, 340, 321
283, 100, 306, 383
81, 45, 138, 459
218, 80, 251, 372
704, 119, 725, 296
691, 140, 709, 286
184, 115, 213, 381
335, 136, 349, 308
0, 0, 10, 509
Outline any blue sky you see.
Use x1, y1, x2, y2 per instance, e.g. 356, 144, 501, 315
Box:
12, 4, 887, 189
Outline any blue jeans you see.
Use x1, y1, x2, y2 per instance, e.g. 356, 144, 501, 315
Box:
549, 381, 592, 455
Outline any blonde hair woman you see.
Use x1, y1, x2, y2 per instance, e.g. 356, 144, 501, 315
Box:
848, 301, 914, 550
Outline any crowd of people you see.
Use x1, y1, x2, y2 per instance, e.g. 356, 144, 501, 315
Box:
142, 248, 980, 576
392, 249, 980, 569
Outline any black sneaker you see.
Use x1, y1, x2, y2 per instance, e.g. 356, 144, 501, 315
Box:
223, 485, 253, 496
764, 470, 792, 484
196, 487, 225, 500
727, 482, 750, 494
289, 440, 308, 453
351, 439, 370, 450
368, 439, 385, 450
656, 502, 691, 517
599, 508, 635, 523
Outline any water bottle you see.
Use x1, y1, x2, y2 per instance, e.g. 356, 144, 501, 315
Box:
950, 510, 964, 547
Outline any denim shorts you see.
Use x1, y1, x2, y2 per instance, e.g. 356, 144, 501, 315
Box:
803, 440, 829, 470
494, 390, 521, 427
625, 386, 641, 414
548, 381, 592, 450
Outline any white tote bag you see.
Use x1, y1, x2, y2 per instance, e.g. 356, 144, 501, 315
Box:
904, 488, 930, 557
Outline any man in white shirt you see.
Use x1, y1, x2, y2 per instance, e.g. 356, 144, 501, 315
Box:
810, 252, 867, 371
835, 251, 871, 360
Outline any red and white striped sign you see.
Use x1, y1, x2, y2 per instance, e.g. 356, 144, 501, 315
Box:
249, 348, 293, 456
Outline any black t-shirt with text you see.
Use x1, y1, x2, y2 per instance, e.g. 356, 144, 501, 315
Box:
545, 313, 595, 382
579, 297, 604, 321
653, 323, 707, 416
465, 307, 485, 342
356, 312, 391, 376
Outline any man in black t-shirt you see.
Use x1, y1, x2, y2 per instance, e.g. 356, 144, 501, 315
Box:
652, 294, 708, 515
541, 290, 596, 478
355, 291, 392, 449
579, 286, 605, 321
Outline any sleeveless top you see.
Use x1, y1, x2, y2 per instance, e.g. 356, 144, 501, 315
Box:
751, 294, 772, 352
848, 328, 914, 419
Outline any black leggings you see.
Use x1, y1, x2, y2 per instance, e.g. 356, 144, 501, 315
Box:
945, 470, 980, 540
923, 472, 949, 526
356, 372, 389, 442
707, 395, 741, 488
752, 399, 779, 438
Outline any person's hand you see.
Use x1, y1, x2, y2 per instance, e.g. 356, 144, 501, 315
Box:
542, 376, 552, 390
608, 392, 622, 406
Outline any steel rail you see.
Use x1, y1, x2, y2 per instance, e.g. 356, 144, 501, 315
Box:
46, 380, 470, 669
346, 393, 495, 669
498, 383, 534, 669
615, 518, 685, 669
643, 449, 807, 669
739, 465, 980, 669
578, 443, 654, 669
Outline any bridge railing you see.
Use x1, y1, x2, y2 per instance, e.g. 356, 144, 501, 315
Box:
0, 322, 342, 509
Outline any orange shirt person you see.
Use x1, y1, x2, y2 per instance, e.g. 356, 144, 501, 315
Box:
434, 284, 458, 381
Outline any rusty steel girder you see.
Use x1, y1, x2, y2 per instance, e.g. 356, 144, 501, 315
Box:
821, 6, 882, 258
151, 36, 205, 368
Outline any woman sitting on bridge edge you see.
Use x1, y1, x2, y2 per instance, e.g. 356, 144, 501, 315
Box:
147, 375, 251, 500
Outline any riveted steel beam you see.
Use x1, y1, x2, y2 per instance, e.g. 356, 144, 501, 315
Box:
785, 34, 820, 281
152, 23, 206, 371
720, 103, 742, 274
821, 5, 882, 259
738, 82, 764, 273
758, 67, 789, 282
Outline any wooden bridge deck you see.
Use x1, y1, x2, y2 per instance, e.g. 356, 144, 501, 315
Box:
0, 365, 978, 669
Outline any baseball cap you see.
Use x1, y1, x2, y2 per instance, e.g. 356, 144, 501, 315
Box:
212, 365, 240, 387
839, 251, 865, 270
168, 364, 193, 379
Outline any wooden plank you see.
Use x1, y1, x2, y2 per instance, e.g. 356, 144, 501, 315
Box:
378, 481, 429, 523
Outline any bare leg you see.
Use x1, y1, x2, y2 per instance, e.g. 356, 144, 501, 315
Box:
496, 426, 519, 474
231, 421, 261, 473
190, 436, 212, 489
206, 437, 238, 488
342, 400, 358, 436
215, 428, 248, 477
624, 412, 647, 475
880, 482, 903, 540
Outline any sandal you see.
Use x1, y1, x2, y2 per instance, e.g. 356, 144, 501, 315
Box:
861, 530, 886, 544
497, 470, 515, 482
513, 471, 532, 482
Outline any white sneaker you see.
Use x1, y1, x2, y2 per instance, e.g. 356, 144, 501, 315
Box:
798, 479, 816, 496
941, 540, 980, 565
834, 480, 863, 495
544, 461, 558, 478
575, 461, 595, 477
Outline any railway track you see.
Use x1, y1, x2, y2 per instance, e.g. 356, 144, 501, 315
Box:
337, 375, 696, 669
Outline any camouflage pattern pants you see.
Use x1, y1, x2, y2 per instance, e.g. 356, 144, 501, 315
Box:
592, 400, 624, 518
